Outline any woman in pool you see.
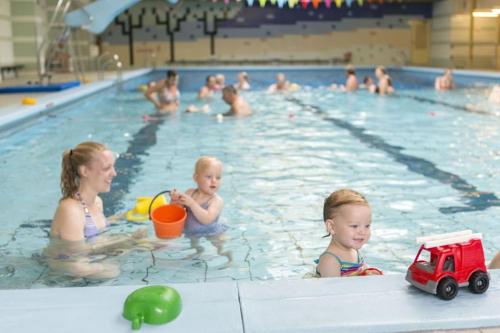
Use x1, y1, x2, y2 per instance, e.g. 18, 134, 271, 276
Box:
330, 65, 358, 92
374, 66, 394, 96
144, 70, 180, 113
434, 68, 454, 91
46, 141, 147, 278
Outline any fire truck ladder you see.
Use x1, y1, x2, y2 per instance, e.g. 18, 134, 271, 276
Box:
416, 230, 482, 249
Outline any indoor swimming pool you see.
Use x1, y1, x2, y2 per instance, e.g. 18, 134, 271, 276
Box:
0, 68, 499, 288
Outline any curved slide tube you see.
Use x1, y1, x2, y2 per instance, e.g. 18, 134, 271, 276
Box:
64, 0, 141, 34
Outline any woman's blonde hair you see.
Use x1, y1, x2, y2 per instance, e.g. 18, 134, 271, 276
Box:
60, 141, 107, 199
194, 156, 222, 174
323, 188, 369, 221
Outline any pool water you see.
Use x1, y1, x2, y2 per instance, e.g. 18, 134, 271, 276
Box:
0, 68, 499, 288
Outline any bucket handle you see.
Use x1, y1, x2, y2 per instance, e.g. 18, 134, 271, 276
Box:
148, 190, 171, 220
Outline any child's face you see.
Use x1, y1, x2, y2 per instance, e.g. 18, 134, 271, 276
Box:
194, 162, 222, 196
326, 204, 371, 250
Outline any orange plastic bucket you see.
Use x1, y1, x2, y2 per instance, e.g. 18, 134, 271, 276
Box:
149, 191, 186, 239
151, 204, 186, 239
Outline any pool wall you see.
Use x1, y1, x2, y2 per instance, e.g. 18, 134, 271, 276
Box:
1, 270, 499, 333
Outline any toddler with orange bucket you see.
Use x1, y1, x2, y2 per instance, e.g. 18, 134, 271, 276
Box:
170, 156, 231, 263
315, 189, 382, 278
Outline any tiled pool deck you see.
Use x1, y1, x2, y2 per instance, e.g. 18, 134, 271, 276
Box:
1, 270, 499, 333
1, 67, 499, 332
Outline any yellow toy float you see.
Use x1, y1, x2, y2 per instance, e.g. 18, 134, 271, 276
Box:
126, 195, 167, 222
22, 97, 37, 105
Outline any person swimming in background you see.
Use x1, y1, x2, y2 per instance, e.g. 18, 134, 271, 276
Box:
490, 251, 500, 269
144, 70, 180, 113
435, 68, 454, 91
45, 142, 149, 279
330, 64, 358, 92
489, 85, 500, 104
234, 71, 250, 91
374, 66, 394, 96
267, 73, 300, 93
221, 85, 252, 117
362, 76, 378, 93
214, 73, 226, 91
198, 75, 217, 99
316, 189, 382, 278
169, 156, 232, 265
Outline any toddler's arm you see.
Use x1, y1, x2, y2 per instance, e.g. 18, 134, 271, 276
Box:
317, 255, 341, 278
178, 192, 224, 225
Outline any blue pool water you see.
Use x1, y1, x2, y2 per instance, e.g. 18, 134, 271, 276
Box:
0, 68, 499, 288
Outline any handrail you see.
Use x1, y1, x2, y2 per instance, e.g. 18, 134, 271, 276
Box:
37, 0, 93, 83
97, 53, 122, 81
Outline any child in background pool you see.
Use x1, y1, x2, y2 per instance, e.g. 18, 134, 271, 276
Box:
170, 156, 231, 264
316, 189, 382, 277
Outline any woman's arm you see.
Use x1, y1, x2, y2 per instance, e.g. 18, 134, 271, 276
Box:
144, 81, 164, 108
53, 200, 85, 241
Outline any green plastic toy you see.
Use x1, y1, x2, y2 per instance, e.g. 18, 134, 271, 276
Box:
123, 285, 182, 330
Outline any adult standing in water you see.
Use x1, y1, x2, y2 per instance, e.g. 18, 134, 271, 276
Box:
221, 85, 252, 117
374, 66, 394, 96
46, 141, 146, 278
144, 70, 180, 113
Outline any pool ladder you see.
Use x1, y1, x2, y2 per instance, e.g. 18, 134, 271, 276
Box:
36, 0, 90, 84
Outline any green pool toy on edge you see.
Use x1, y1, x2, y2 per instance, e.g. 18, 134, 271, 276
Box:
123, 285, 182, 330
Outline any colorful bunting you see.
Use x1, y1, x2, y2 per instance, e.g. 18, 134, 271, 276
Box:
240, 0, 373, 8
277, 0, 287, 7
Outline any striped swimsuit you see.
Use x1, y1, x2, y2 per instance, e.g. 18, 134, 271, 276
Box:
76, 192, 108, 239
315, 251, 366, 277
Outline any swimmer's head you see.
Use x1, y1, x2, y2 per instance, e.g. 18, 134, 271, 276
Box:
193, 156, 223, 195
215, 74, 225, 85
61, 142, 116, 199
323, 189, 371, 241
166, 70, 178, 85
375, 66, 386, 77
206, 75, 217, 88
323, 188, 369, 221
239, 71, 248, 81
345, 64, 356, 76
222, 85, 238, 104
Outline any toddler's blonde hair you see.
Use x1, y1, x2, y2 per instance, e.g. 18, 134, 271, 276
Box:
323, 188, 369, 221
194, 156, 222, 174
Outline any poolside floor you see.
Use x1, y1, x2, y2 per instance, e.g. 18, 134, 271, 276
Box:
1, 270, 499, 333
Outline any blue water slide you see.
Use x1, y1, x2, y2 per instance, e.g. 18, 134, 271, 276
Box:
64, 0, 141, 34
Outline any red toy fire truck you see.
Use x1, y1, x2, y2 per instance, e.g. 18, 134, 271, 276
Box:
406, 230, 489, 300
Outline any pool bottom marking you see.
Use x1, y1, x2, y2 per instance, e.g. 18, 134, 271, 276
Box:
287, 97, 500, 214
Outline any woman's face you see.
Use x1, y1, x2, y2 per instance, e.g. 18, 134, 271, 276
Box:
167, 75, 178, 86
83, 150, 117, 193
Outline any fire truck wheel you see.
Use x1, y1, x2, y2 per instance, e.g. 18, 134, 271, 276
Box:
468, 271, 489, 294
437, 277, 458, 300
